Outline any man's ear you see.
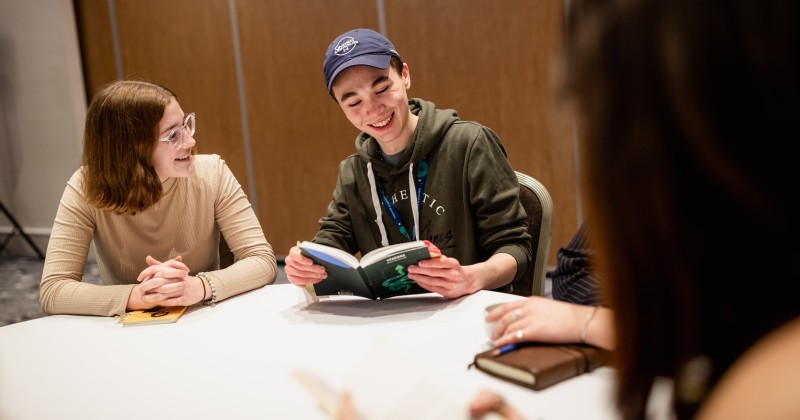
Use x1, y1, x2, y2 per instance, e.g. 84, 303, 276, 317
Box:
402, 63, 411, 89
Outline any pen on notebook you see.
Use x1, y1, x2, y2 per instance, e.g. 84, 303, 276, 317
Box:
491, 343, 519, 356
468, 343, 520, 370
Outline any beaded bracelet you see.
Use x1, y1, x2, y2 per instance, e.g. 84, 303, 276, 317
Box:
580, 306, 600, 344
197, 272, 217, 307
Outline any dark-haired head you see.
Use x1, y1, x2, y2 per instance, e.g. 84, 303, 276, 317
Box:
561, 0, 800, 417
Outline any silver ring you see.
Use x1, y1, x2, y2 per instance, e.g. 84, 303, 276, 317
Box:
512, 308, 522, 321
515, 329, 523, 342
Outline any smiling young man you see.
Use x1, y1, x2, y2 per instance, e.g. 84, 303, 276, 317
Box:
284, 28, 531, 299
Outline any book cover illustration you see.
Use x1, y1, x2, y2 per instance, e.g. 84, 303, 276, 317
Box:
299, 240, 441, 300
121, 306, 188, 327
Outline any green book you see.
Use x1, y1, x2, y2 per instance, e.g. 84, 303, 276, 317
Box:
298, 240, 440, 299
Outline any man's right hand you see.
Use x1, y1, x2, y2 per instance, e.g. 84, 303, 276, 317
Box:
284, 246, 328, 287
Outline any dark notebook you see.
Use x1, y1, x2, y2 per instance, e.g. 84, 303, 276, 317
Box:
471, 343, 611, 391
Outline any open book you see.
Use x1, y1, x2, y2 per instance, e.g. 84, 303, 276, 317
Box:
121, 306, 188, 327
298, 240, 440, 300
471, 342, 610, 391
293, 337, 502, 420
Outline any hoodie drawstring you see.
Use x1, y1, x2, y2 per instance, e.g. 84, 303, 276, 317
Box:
407, 163, 420, 241
367, 161, 390, 247
367, 162, 421, 246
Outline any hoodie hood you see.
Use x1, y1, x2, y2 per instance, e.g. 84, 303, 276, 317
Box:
355, 98, 458, 176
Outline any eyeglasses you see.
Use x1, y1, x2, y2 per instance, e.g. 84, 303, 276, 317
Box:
158, 112, 196, 149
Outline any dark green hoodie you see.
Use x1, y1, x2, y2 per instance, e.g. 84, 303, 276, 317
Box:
314, 98, 531, 288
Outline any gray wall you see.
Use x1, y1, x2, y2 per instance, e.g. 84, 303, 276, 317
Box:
0, 0, 85, 257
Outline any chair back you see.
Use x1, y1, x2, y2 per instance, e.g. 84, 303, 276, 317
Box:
504, 171, 553, 296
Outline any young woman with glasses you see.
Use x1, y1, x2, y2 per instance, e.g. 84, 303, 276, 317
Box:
40, 80, 277, 317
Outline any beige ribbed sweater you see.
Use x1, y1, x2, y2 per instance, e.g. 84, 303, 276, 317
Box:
40, 154, 277, 316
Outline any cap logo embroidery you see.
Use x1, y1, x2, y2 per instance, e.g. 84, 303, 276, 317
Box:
334, 37, 359, 56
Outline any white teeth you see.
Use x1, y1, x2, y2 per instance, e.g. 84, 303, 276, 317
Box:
176, 155, 190, 161
371, 114, 392, 128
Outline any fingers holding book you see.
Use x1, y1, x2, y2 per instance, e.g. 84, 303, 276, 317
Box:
285, 245, 328, 287
407, 254, 471, 298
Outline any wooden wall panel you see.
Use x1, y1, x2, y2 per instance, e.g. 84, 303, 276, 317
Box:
236, 0, 379, 256
73, 0, 575, 266
386, 0, 577, 265
74, 0, 249, 195
113, 0, 248, 193
73, 0, 116, 98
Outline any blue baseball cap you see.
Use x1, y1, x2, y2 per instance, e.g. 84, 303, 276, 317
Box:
323, 28, 401, 95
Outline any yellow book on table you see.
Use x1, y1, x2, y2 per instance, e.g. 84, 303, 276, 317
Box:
121, 306, 188, 327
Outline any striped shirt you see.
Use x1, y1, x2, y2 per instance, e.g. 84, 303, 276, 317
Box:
551, 221, 604, 305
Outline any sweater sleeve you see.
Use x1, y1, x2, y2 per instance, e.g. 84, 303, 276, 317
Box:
40, 172, 135, 317
466, 126, 532, 286
201, 159, 277, 301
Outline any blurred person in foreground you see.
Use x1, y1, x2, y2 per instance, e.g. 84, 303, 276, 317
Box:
472, 0, 800, 418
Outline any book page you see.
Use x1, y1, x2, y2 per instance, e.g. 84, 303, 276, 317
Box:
359, 240, 427, 267
293, 370, 339, 418
341, 336, 477, 420
300, 241, 360, 268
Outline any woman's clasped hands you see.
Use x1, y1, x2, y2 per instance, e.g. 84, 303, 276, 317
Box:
127, 255, 207, 310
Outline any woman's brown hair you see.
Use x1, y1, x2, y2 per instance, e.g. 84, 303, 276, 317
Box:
562, 0, 799, 418
82, 80, 177, 215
